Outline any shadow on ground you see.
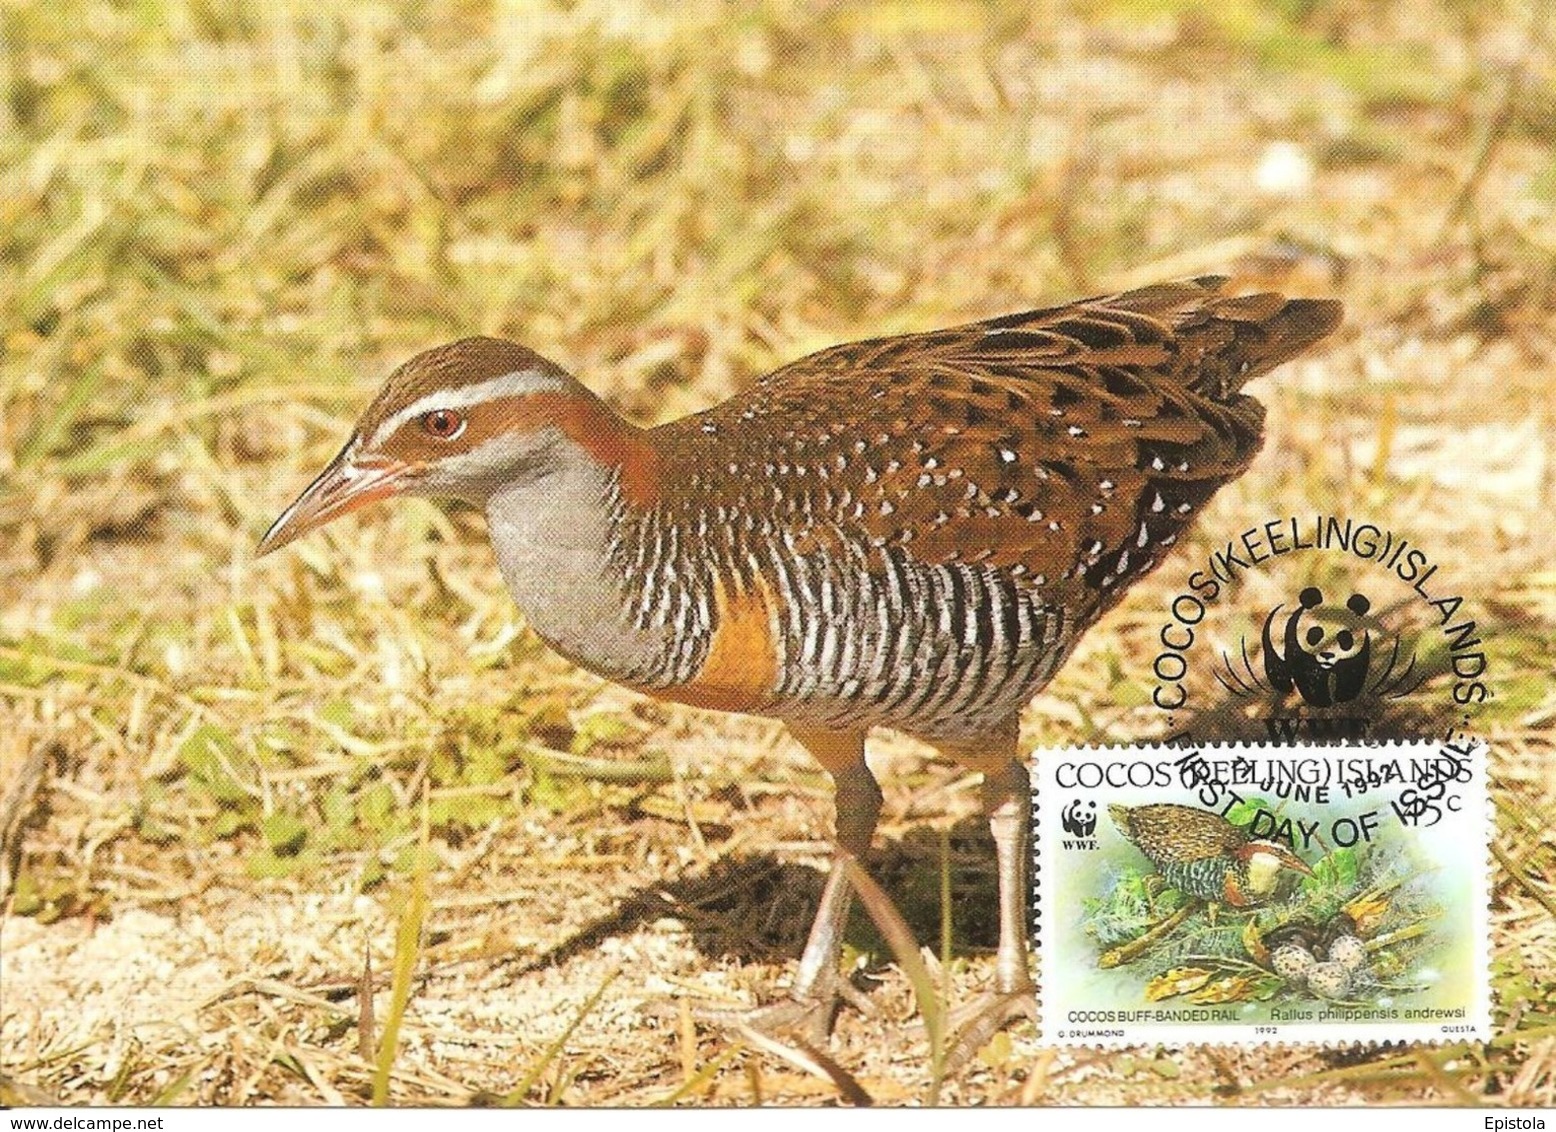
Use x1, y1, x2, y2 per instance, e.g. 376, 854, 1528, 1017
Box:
505, 817, 1005, 980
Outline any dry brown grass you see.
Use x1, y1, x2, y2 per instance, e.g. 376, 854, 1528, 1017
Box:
3, 0, 1555, 1107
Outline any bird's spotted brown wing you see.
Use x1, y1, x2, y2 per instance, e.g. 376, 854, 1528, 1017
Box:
1112, 802, 1247, 864
661, 276, 1340, 604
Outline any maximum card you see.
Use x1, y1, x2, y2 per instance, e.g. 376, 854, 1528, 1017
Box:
1035, 740, 1489, 1047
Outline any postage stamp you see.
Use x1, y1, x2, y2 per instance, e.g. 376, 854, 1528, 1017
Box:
1034, 739, 1489, 1046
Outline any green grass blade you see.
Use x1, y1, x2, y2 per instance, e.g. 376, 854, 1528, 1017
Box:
371, 792, 431, 1106
841, 853, 945, 1091
502, 967, 621, 1106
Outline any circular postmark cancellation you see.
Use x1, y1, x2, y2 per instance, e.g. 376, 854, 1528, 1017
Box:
1141, 514, 1493, 743
1034, 740, 1490, 1047
1023, 513, 1495, 1047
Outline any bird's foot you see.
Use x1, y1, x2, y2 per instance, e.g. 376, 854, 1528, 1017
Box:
1142, 873, 1166, 913
941, 985, 1037, 1071
692, 969, 873, 1047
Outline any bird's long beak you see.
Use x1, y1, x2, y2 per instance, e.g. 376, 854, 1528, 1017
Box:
257, 440, 410, 557
1274, 845, 1315, 877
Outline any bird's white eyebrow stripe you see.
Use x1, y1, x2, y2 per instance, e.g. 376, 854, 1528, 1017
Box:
368, 369, 555, 447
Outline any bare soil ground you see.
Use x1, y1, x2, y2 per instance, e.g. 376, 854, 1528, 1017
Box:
2, 0, 1554, 1107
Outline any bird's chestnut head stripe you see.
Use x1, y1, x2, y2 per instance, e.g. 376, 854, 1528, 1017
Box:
370, 389, 662, 503
257, 337, 662, 556
362, 360, 571, 449
354, 338, 661, 498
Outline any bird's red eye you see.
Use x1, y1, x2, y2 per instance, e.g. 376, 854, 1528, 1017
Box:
422, 409, 465, 439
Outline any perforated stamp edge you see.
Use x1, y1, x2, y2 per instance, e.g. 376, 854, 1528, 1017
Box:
1028, 739, 1491, 1048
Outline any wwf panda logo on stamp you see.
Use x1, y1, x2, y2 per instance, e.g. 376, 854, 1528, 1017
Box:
1034, 740, 1489, 1046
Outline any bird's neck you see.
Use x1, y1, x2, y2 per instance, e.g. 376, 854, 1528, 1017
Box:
484, 438, 680, 688
1244, 850, 1283, 894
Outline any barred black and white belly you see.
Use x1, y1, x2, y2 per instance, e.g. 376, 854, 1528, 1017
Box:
600, 492, 1078, 738
757, 542, 1071, 739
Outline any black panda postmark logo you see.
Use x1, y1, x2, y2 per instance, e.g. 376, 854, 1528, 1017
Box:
1142, 514, 1492, 741
1265, 587, 1372, 706
1216, 586, 1428, 708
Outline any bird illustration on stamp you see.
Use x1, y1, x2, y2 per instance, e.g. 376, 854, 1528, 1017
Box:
1109, 801, 1312, 911
1037, 741, 1490, 1047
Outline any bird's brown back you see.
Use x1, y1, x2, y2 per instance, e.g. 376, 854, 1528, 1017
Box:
1109, 802, 1249, 864
660, 277, 1333, 586
607, 277, 1340, 738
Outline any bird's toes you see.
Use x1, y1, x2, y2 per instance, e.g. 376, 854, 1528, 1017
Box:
941, 986, 1038, 1072
691, 988, 838, 1047
689, 966, 875, 1046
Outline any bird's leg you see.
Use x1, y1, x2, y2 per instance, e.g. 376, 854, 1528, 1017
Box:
784, 751, 881, 1020
698, 728, 879, 1044
942, 745, 1038, 1069
987, 759, 1036, 998
1142, 872, 1166, 912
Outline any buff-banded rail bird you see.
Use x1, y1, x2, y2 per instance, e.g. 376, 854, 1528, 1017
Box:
259, 276, 1341, 1064
1109, 801, 1316, 908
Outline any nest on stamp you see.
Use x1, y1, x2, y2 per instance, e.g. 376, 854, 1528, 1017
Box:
1080, 804, 1452, 1010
